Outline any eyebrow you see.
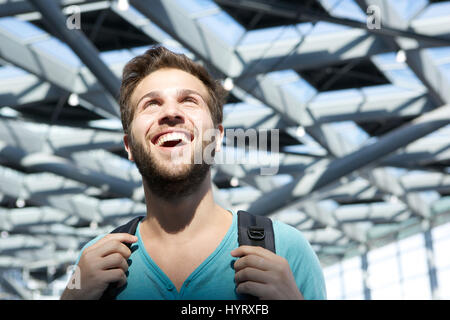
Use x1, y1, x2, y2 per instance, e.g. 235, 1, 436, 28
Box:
136, 89, 205, 108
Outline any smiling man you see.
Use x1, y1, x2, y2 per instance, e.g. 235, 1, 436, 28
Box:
60, 46, 326, 300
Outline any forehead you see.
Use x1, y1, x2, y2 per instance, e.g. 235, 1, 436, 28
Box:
131, 68, 209, 104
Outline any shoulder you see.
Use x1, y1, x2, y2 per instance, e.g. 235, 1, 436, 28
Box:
272, 219, 312, 256
272, 219, 327, 300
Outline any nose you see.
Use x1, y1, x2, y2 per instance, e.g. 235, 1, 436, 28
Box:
158, 102, 185, 126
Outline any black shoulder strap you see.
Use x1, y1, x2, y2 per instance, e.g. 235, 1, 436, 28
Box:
237, 210, 275, 253
101, 212, 275, 300
110, 216, 144, 239
99, 216, 144, 300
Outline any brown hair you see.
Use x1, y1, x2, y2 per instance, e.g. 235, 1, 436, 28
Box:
119, 46, 227, 134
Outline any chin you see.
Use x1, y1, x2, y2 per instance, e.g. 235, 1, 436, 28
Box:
130, 137, 211, 199
159, 164, 194, 180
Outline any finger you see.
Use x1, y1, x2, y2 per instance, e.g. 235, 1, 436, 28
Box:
102, 241, 133, 259
103, 268, 127, 287
101, 253, 129, 272
235, 267, 269, 285
233, 254, 273, 273
236, 281, 273, 300
95, 233, 138, 247
231, 245, 276, 260
92, 240, 133, 260
117, 273, 128, 287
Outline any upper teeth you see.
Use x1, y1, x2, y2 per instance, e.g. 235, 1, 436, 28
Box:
156, 132, 190, 146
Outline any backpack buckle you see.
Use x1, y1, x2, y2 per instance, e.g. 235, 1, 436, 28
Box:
247, 226, 265, 241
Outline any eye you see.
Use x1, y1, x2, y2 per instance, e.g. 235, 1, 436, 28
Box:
143, 99, 160, 109
182, 96, 198, 104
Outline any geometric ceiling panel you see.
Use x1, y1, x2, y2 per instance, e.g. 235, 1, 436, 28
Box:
0, 0, 449, 299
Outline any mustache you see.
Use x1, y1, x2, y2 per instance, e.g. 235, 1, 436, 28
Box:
128, 133, 211, 200
146, 125, 197, 141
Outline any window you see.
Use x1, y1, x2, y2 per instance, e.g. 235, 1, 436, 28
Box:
398, 234, 429, 299
342, 256, 364, 299
368, 242, 400, 294
323, 263, 342, 300
322, 221, 450, 300
433, 225, 450, 270
402, 274, 431, 300
323, 256, 364, 300
433, 221, 450, 299
437, 268, 450, 300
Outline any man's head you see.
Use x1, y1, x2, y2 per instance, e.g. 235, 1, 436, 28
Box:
119, 46, 227, 200
119, 46, 226, 135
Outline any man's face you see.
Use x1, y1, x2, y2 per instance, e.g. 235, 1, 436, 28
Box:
124, 68, 223, 199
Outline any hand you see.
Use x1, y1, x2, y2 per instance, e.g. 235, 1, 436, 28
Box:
60, 233, 137, 300
231, 245, 304, 300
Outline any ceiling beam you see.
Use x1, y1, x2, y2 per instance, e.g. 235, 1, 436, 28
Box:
246, 104, 450, 215
354, 0, 450, 107
28, 0, 121, 110
214, 0, 450, 47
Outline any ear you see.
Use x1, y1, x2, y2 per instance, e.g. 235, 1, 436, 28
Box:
215, 124, 224, 153
123, 134, 134, 162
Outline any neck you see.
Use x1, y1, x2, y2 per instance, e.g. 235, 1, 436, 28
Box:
141, 171, 223, 242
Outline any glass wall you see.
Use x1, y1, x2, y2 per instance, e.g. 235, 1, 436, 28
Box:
323, 220, 450, 300
433, 222, 450, 299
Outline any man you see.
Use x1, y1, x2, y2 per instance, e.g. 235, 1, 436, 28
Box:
60, 46, 326, 300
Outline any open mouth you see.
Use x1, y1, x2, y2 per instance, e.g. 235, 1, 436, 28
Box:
152, 131, 193, 148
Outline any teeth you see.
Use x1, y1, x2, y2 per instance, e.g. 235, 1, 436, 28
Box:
156, 132, 190, 147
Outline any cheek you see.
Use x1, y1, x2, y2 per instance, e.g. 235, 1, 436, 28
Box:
192, 110, 215, 133
131, 115, 155, 141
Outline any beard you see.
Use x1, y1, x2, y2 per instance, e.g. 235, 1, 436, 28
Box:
128, 132, 215, 200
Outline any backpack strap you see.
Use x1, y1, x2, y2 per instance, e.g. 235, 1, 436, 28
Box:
100, 212, 275, 300
237, 210, 275, 253
109, 216, 144, 239
99, 216, 144, 300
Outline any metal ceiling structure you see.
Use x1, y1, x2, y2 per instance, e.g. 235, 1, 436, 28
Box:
0, 0, 449, 299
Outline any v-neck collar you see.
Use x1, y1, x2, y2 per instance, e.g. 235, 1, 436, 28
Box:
135, 210, 236, 296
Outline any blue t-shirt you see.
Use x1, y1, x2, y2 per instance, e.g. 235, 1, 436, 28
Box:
76, 210, 327, 300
